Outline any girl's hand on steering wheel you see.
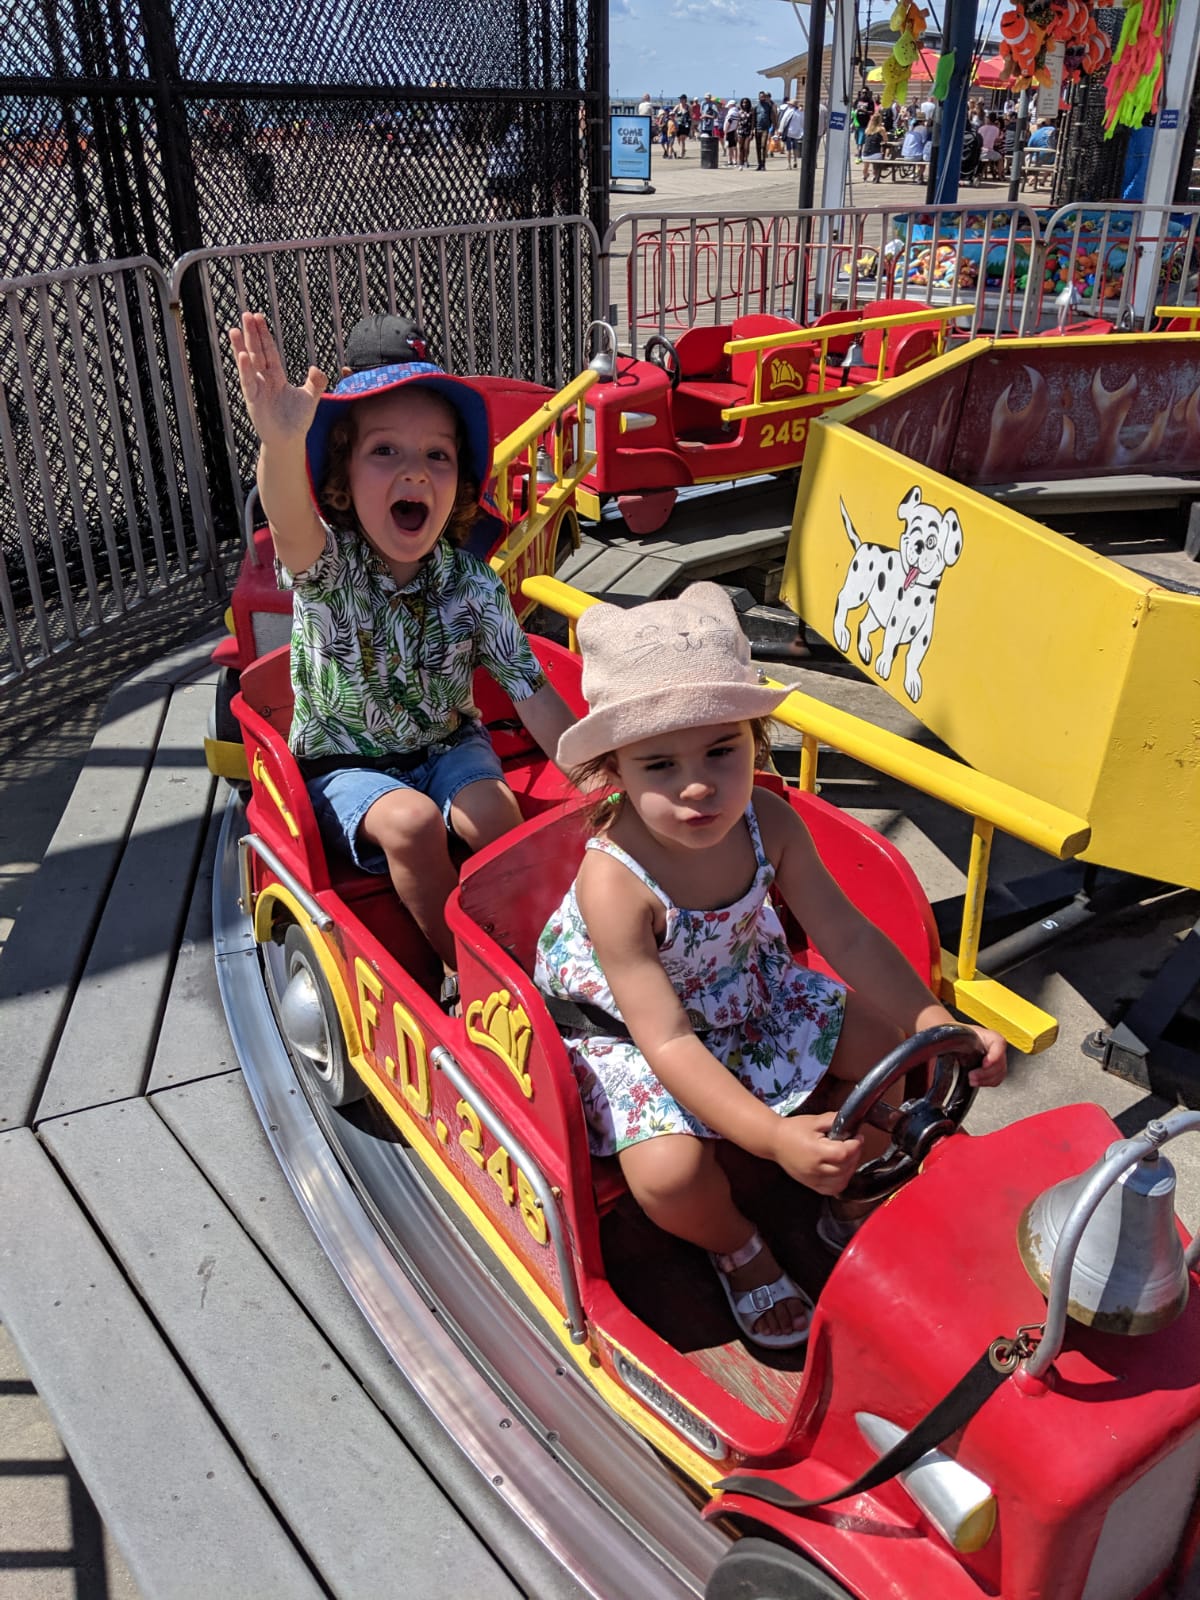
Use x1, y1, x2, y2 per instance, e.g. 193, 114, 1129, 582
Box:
966, 1026, 1008, 1088
229, 311, 328, 452
772, 1112, 864, 1196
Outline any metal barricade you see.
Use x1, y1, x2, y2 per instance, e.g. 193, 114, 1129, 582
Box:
1028, 203, 1200, 333
603, 203, 1043, 352
0, 258, 215, 687
171, 217, 603, 543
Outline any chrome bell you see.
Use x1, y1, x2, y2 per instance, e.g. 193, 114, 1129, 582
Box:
1019, 1138, 1189, 1337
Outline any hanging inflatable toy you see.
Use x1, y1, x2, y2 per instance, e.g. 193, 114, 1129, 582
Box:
1104, 0, 1174, 133
882, 1, 928, 106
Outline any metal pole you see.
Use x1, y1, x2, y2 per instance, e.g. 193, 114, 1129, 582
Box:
798, 0, 829, 210
820, 0, 857, 211
928, 0, 979, 205
1006, 87, 1032, 204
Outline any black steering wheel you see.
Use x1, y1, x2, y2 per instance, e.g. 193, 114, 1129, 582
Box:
828, 1024, 983, 1202
644, 333, 683, 388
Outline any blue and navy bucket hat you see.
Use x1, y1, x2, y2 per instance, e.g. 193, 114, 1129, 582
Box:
304, 362, 493, 507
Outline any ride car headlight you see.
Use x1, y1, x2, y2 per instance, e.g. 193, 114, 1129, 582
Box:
856, 1412, 996, 1553
618, 411, 658, 433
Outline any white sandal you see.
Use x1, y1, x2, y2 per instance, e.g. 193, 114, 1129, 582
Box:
709, 1230, 813, 1350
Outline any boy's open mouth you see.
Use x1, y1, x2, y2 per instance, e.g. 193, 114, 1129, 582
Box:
391, 498, 428, 533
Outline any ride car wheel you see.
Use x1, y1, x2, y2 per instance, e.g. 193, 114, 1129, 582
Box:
275, 924, 365, 1107
705, 1536, 853, 1599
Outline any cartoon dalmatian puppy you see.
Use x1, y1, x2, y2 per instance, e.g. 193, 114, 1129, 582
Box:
832, 485, 963, 703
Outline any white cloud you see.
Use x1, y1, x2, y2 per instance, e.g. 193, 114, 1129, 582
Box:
669, 0, 754, 20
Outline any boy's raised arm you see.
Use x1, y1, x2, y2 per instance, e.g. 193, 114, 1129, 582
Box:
229, 311, 328, 574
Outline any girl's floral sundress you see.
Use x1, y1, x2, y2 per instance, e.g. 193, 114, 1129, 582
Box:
534, 804, 846, 1156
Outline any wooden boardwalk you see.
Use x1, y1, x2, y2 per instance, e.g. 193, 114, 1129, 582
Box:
558, 477, 795, 603
0, 638, 594, 1600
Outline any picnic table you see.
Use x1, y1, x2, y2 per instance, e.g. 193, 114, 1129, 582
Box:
1025, 160, 1057, 191
870, 154, 929, 181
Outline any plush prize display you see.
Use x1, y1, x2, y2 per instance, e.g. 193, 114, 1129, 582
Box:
997, 0, 1111, 93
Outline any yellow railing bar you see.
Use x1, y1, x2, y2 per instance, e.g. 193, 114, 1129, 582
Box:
520, 574, 1089, 1052
1153, 304, 1200, 322
493, 369, 599, 466
958, 819, 994, 981
489, 369, 598, 564
722, 386, 862, 423
519, 577, 1088, 859
719, 304, 974, 426
722, 304, 975, 357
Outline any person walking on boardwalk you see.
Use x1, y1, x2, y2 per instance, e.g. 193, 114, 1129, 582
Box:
754, 89, 776, 169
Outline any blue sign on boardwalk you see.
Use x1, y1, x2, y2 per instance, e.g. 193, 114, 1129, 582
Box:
1159, 109, 1180, 129
830, 111, 847, 131
611, 115, 652, 182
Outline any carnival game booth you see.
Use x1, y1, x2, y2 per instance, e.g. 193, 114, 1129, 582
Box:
780, 332, 1200, 1059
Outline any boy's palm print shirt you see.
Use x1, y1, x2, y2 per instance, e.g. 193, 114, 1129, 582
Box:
281, 529, 546, 759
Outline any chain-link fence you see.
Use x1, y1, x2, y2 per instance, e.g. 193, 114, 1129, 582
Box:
2, 0, 607, 278
0, 0, 607, 681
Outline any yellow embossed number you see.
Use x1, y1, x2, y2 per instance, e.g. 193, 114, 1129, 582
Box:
761, 417, 806, 450
486, 1146, 514, 1205
456, 1099, 485, 1167
517, 1169, 547, 1245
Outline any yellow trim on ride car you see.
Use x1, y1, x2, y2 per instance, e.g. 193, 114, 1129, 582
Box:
339, 1035, 726, 1489
721, 303, 972, 422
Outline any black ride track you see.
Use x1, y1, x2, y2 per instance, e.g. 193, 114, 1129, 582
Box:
212, 796, 730, 1600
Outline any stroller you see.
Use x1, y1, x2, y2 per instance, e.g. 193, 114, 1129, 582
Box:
960, 124, 983, 184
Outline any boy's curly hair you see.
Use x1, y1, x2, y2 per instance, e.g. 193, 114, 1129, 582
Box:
571, 716, 777, 832
317, 401, 481, 546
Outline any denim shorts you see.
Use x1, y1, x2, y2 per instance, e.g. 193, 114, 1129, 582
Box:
304, 721, 506, 874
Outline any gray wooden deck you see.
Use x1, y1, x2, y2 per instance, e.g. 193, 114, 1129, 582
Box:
558, 478, 795, 601
0, 638, 590, 1600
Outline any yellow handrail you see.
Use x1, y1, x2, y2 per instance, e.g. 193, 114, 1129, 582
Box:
721, 303, 973, 419
488, 370, 598, 577
520, 572, 1089, 1052
723, 303, 976, 356
1152, 304, 1200, 323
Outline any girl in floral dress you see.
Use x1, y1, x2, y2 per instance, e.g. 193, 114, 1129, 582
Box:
535, 585, 1006, 1350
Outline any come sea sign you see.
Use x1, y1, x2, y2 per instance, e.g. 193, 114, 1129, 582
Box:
611, 114, 652, 182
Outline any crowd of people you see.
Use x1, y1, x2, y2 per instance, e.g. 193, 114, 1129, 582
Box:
633, 86, 1056, 188
852, 86, 1057, 185
635, 90, 826, 171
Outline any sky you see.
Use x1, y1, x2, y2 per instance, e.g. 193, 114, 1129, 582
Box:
610, 0, 815, 103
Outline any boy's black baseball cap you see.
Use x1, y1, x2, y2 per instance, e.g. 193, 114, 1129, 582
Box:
343, 313, 431, 371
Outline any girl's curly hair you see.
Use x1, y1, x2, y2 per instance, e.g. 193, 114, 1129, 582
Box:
317, 397, 481, 546
571, 716, 777, 832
